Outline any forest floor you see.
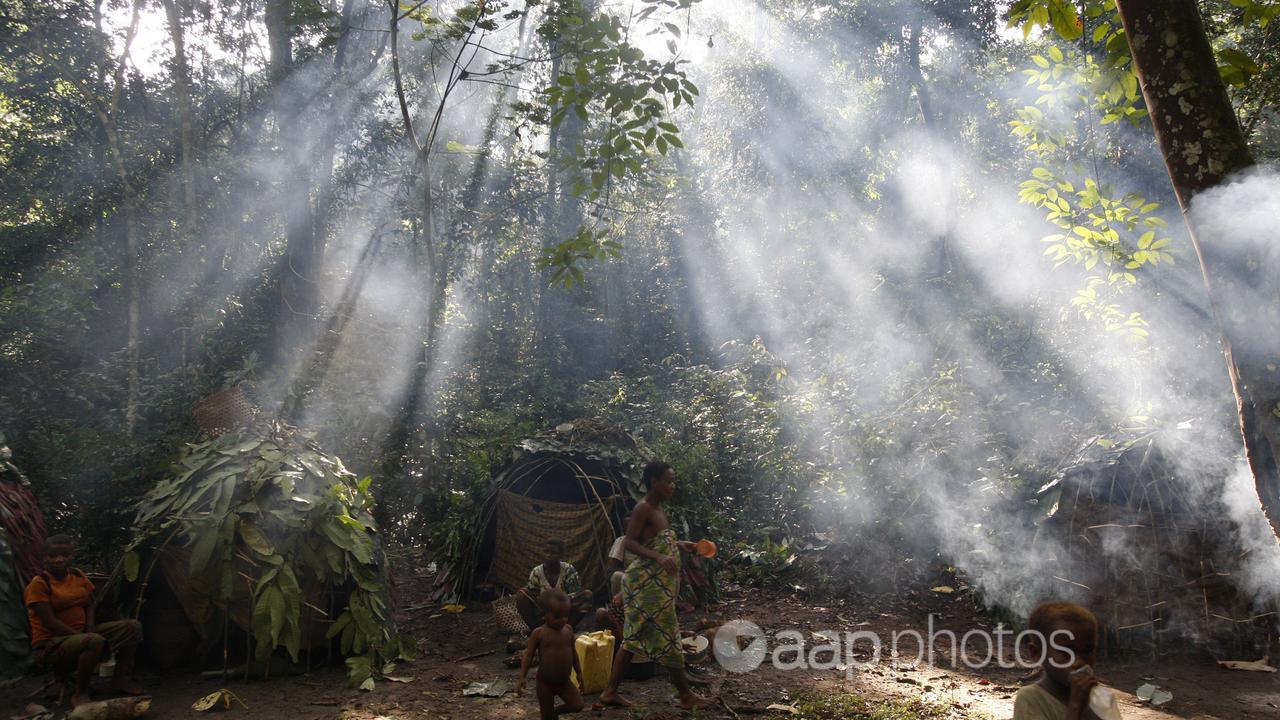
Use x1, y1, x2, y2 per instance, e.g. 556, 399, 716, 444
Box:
4, 552, 1279, 720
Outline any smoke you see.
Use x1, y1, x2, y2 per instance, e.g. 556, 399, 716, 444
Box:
649, 0, 1280, 630
1222, 460, 1280, 603
1189, 169, 1280, 607
9, 0, 1279, 632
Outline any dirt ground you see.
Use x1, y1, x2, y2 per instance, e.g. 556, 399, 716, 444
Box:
5, 558, 1279, 720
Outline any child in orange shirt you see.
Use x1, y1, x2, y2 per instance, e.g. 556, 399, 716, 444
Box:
25, 535, 143, 706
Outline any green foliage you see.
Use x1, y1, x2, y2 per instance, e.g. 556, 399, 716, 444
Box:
1006, 5, 1173, 340
1227, 0, 1280, 28
536, 226, 623, 288
1007, 0, 1084, 40
534, 0, 699, 279
123, 423, 414, 686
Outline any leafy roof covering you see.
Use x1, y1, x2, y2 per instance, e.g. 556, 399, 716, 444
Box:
123, 422, 413, 687
513, 417, 650, 472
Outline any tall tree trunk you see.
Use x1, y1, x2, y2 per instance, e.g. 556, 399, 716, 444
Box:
97, 0, 144, 436
1114, 0, 1279, 540
265, 0, 294, 82
903, 12, 946, 277
265, 0, 320, 350
905, 15, 934, 129
162, 0, 197, 230
278, 0, 388, 423
103, 120, 141, 437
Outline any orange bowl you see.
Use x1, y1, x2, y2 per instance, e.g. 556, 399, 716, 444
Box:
695, 539, 717, 558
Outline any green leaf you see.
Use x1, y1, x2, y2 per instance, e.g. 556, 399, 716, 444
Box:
326, 612, 351, 640
188, 526, 221, 577
267, 585, 286, 644
238, 519, 275, 557
346, 655, 372, 687
1218, 47, 1260, 74
123, 550, 140, 582
1049, 3, 1083, 40
252, 589, 273, 657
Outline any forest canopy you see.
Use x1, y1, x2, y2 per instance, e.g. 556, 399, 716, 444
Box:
2, 0, 1280, 624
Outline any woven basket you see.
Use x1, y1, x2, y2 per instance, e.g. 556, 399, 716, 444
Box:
192, 387, 254, 436
491, 595, 529, 635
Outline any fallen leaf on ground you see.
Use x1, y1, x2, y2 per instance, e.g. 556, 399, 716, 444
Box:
1136, 683, 1173, 706
931, 586, 955, 594
765, 704, 799, 715
1218, 657, 1276, 672
193, 690, 247, 712
442, 604, 466, 613
462, 680, 512, 697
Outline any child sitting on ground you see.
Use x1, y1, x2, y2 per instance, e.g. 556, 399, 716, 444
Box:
25, 534, 144, 707
515, 588, 585, 719
516, 539, 593, 630
1014, 601, 1103, 720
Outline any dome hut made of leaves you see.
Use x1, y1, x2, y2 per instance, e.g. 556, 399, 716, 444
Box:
112, 422, 412, 687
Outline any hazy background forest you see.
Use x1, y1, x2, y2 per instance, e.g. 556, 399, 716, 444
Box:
3, 0, 1280, 624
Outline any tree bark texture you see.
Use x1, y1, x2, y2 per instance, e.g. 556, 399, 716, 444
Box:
1115, 0, 1280, 540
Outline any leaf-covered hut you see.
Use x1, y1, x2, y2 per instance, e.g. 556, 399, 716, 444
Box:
117, 422, 412, 687
449, 419, 646, 601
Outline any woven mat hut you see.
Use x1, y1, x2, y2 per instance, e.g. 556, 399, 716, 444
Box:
450, 419, 648, 600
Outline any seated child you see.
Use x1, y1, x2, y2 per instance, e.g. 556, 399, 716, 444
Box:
1014, 601, 1103, 720
25, 535, 143, 707
516, 588, 585, 719
516, 539, 593, 630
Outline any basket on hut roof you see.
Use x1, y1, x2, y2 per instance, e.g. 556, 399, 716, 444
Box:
192, 386, 255, 437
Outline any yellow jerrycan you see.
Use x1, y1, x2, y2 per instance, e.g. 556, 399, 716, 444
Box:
569, 630, 615, 694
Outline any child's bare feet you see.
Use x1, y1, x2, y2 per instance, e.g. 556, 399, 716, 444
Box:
599, 690, 632, 706
71, 693, 93, 707
677, 690, 711, 710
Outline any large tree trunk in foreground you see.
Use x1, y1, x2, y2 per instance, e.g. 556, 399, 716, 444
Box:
1115, 0, 1280, 540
